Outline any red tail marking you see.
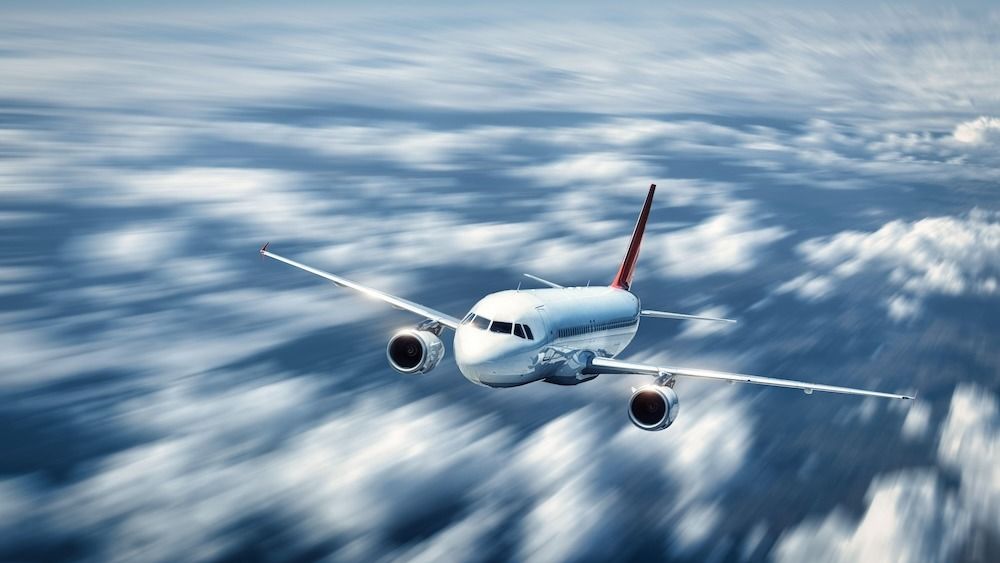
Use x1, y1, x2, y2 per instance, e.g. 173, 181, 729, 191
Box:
611, 184, 656, 291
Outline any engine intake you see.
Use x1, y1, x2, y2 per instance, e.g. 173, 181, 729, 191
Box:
628, 385, 680, 431
387, 329, 445, 374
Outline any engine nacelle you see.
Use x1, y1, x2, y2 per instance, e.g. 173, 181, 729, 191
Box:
387, 329, 445, 374
628, 385, 680, 431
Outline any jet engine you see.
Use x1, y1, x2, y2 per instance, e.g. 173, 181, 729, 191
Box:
628, 385, 680, 431
387, 329, 445, 374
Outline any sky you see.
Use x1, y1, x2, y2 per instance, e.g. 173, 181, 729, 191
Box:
1, 2, 1000, 562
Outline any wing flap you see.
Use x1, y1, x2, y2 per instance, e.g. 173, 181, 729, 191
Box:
589, 357, 913, 400
261, 246, 461, 329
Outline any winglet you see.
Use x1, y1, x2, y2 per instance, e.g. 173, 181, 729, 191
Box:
260, 242, 270, 256
611, 184, 656, 291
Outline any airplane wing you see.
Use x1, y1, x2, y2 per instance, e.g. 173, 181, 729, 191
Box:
260, 244, 462, 330
640, 309, 736, 323
588, 356, 913, 400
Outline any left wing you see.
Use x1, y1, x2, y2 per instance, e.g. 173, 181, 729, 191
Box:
588, 356, 913, 400
260, 244, 462, 330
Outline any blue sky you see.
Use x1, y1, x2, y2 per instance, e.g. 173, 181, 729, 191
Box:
1, 3, 999, 562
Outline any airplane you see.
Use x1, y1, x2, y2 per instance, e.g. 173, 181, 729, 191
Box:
260, 184, 913, 431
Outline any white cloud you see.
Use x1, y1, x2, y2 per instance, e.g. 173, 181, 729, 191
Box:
773, 470, 970, 563
901, 401, 931, 440
513, 151, 655, 188
952, 116, 1000, 146
781, 211, 1000, 319
608, 383, 755, 552
775, 273, 835, 302
647, 202, 789, 279
3, 6, 1000, 561
938, 384, 1000, 527
6, 7, 998, 119
43, 387, 514, 562
74, 224, 186, 275
518, 473, 623, 562
886, 295, 920, 321
215, 121, 522, 172
775, 384, 1000, 562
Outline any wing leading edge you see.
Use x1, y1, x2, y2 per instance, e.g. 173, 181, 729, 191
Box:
260, 244, 461, 330
589, 356, 913, 400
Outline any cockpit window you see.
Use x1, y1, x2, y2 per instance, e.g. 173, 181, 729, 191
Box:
471, 315, 490, 330
490, 321, 513, 334
468, 314, 534, 339
522, 324, 534, 340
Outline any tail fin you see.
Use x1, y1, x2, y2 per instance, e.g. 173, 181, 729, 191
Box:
611, 184, 655, 291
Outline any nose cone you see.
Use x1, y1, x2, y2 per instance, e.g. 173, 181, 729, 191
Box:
454, 326, 522, 384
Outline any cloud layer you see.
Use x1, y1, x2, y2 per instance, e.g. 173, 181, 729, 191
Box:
779, 211, 1000, 319
1, 4, 999, 562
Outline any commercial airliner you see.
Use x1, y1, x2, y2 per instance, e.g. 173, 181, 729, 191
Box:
260, 184, 912, 431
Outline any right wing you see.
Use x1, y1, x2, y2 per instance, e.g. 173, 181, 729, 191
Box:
260, 244, 462, 330
588, 356, 913, 400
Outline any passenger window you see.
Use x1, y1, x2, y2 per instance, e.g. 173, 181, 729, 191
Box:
490, 321, 513, 334
523, 325, 534, 340
472, 315, 490, 330
513, 324, 526, 339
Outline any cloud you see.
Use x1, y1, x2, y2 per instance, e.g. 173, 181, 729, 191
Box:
6, 372, 755, 562
73, 224, 186, 275
513, 151, 655, 188
775, 273, 835, 302
952, 116, 1000, 146
775, 384, 1000, 563
901, 401, 931, 440
36, 385, 513, 562
2, 5, 1000, 561
773, 470, 970, 563
938, 384, 1000, 527
213, 121, 523, 172
780, 211, 1000, 318
647, 202, 789, 279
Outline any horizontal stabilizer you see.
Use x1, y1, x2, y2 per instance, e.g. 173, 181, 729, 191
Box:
523, 274, 564, 289
641, 309, 736, 323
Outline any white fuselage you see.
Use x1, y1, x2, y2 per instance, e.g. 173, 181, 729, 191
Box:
453, 287, 641, 387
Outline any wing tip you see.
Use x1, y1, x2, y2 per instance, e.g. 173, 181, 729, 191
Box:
260, 242, 270, 254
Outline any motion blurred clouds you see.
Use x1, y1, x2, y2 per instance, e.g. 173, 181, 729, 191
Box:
779, 211, 1000, 319
1, 3, 999, 562
776, 384, 1000, 563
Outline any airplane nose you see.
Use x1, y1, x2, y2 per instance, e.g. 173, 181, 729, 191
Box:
455, 328, 512, 378
456, 330, 500, 364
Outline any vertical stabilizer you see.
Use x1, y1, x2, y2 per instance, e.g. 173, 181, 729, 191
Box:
611, 184, 656, 291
